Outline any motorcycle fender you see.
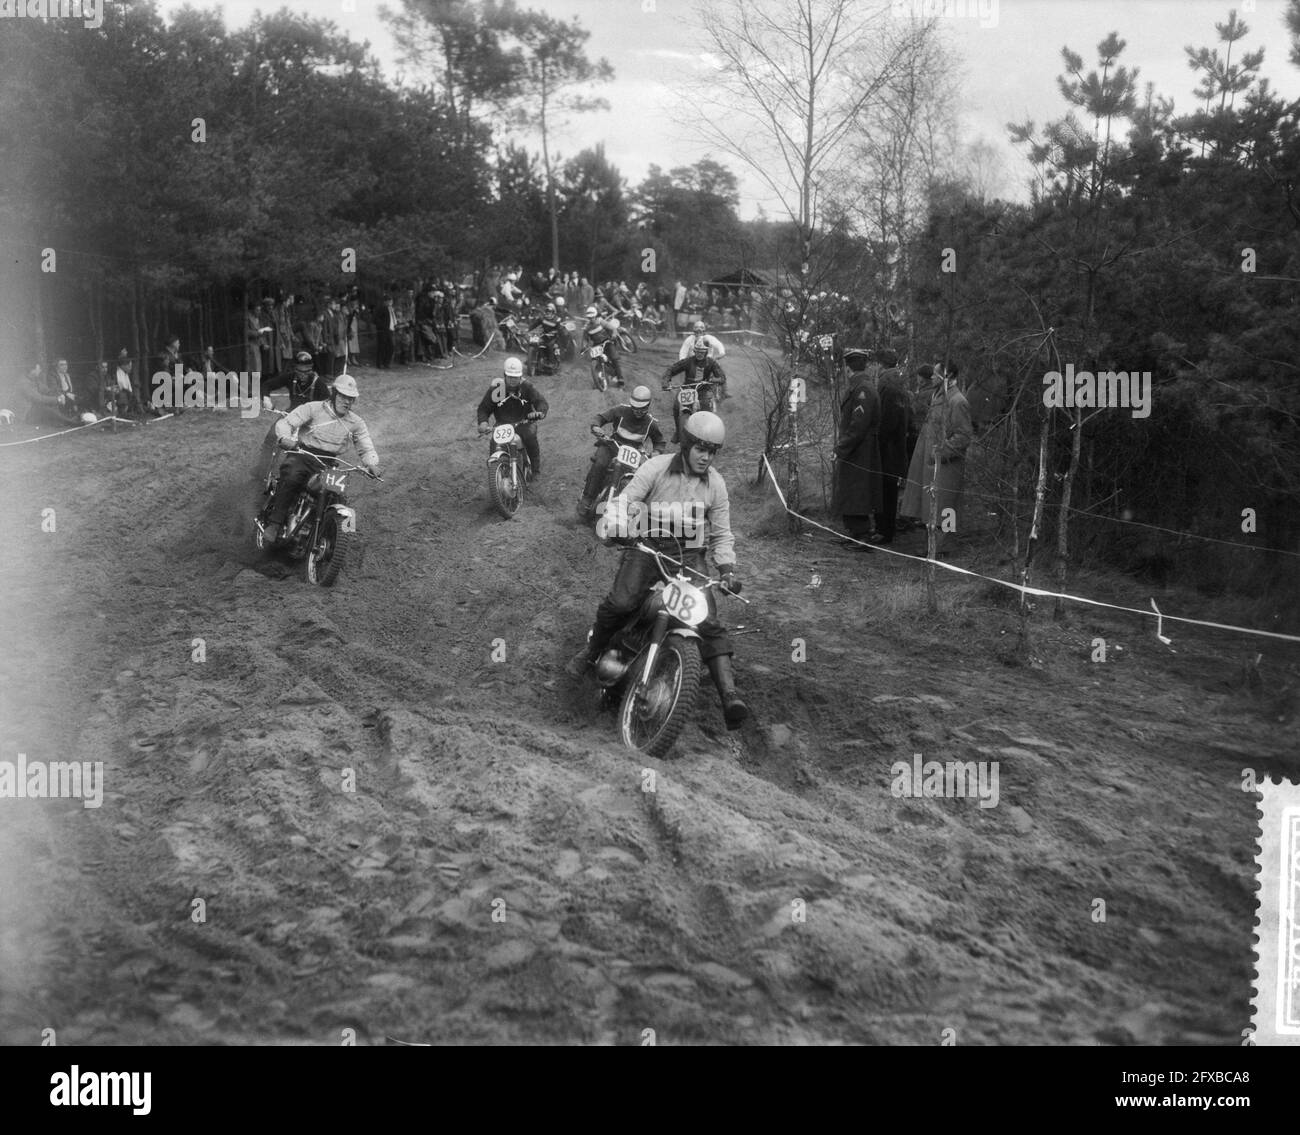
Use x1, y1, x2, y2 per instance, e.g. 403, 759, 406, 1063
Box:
487, 450, 509, 465
667, 627, 701, 641
329, 503, 357, 534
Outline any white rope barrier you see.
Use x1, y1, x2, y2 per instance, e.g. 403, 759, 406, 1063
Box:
761, 455, 1300, 645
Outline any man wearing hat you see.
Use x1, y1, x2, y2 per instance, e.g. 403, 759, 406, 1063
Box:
900, 362, 973, 553
831, 348, 884, 549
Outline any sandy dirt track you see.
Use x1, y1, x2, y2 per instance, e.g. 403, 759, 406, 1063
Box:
1, 340, 1295, 1045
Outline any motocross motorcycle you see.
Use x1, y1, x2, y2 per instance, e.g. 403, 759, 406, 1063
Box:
669, 378, 717, 441
498, 311, 526, 354
580, 437, 648, 525
630, 305, 663, 345
526, 329, 561, 376
254, 450, 379, 586
581, 539, 747, 759
558, 318, 578, 361
486, 418, 539, 519
587, 341, 613, 392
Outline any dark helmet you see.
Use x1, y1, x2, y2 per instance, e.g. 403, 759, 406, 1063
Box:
294, 350, 313, 367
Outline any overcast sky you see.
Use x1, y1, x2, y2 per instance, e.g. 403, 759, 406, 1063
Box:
167, 0, 1300, 216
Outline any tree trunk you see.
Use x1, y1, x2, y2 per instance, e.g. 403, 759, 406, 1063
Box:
1019, 408, 1052, 658
1053, 404, 1083, 619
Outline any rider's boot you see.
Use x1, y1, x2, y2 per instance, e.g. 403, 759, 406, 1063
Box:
705, 654, 749, 729
565, 625, 601, 678
577, 496, 595, 520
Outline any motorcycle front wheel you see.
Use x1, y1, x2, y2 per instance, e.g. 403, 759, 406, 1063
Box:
591, 360, 608, 392
489, 457, 522, 518
617, 638, 701, 758
306, 511, 353, 587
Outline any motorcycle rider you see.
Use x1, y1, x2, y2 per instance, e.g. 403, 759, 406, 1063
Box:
566, 410, 748, 729
476, 356, 548, 479
679, 321, 728, 399
526, 302, 563, 371
576, 385, 667, 520
254, 351, 333, 478
582, 305, 626, 387
262, 372, 381, 545
662, 338, 725, 443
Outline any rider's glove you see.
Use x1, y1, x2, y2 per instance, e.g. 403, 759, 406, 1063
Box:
367, 466, 383, 480
720, 567, 742, 595
477, 422, 491, 436
277, 434, 296, 450
527, 411, 544, 421
590, 425, 604, 438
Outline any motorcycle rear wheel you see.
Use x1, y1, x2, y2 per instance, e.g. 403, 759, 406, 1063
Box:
635, 322, 658, 345
306, 512, 353, 587
617, 638, 700, 759
591, 360, 608, 392
617, 329, 637, 354
489, 457, 522, 518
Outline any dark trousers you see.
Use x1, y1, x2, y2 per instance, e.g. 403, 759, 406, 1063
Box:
377, 330, 394, 368
489, 421, 540, 474
267, 452, 322, 524
878, 474, 901, 541
590, 546, 732, 662
582, 443, 615, 500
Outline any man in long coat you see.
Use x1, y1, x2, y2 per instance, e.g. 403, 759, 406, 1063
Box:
875, 349, 911, 544
900, 363, 973, 551
831, 348, 884, 547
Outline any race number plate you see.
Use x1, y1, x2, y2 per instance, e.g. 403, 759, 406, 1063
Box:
492, 424, 516, 444
590, 343, 605, 358
324, 470, 348, 492
529, 334, 540, 343
678, 388, 697, 407
661, 580, 707, 627
818, 334, 834, 349
339, 510, 357, 533
615, 444, 642, 468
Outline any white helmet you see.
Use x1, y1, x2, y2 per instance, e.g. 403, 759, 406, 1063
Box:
585, 306, 598, 318
503, 357, 524, 379
682, 410, 725, 450
332, 373, 360, 398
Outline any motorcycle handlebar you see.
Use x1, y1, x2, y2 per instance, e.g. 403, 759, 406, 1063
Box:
628, 541, 751, 604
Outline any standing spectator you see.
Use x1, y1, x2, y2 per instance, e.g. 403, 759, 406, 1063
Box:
414, 285, 437, 362
297, 303, 326, 375
323, 295, 348, 377
258, 299, 276, 377
900, 362, 973, 553
156, 335, 187, 414
831, 348, 883, 548
274, 295, 297, 375
874, 349, 910, 545
374, 292, 397, 369
244, 301, 264, 383
345, 288, 363, 364
578, 275, 594, 311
